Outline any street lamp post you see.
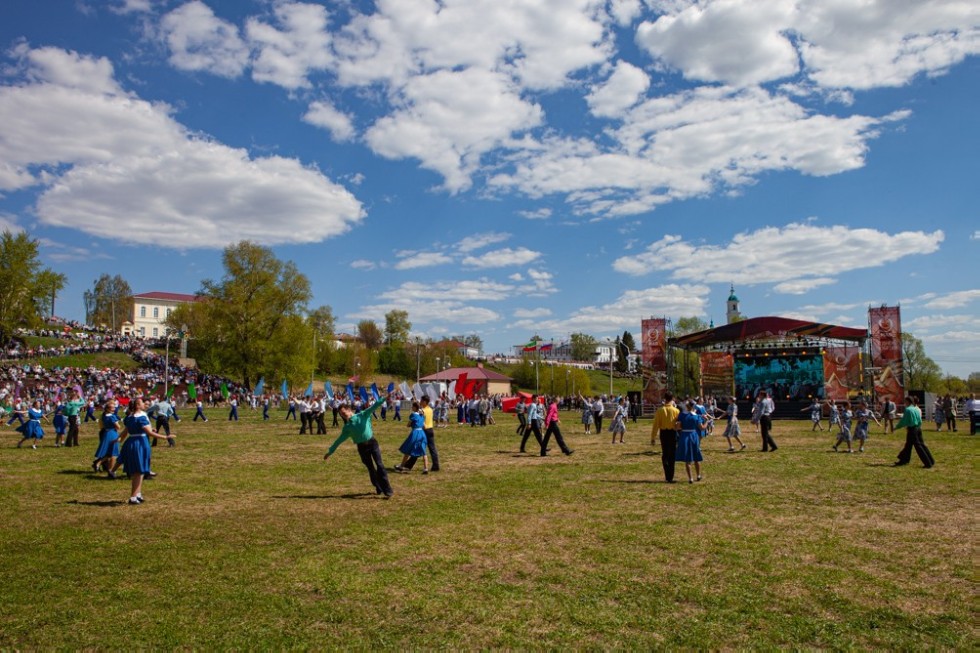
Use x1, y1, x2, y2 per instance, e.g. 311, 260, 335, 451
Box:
415, 337, 423, 384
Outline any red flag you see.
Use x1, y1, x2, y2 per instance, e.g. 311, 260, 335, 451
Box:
463, 379, 480, 399
518, 391, 533, 403
456, 372, 468, 397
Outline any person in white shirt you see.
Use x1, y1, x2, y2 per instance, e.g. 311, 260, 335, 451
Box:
758, 391, 777, 452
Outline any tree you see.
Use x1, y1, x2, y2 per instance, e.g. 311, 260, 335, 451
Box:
308, 305, 336, 377
180, 241, 311, 390
670, 317, 708, 398
615, 330, 637, 374
901, 332, 942, 392
968, 372, 980, 394
462, 334, 483, 354
384, 309, 411, 345
358, 320, 383, 350
83, 273, 133, 331
569, 332, 598, 361
0, 230, 66, 345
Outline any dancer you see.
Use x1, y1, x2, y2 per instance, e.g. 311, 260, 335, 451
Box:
401, 395, 440, 472
15, 400, 46, 449
832, 401, 854, 453
893, 395, 935, 468
852, 400, 881, 453
651, 392, 680, 482
675, 400, 705, 483
394, 401, 428, 474
92, 398, 121, 477
880, 396, 897, 434
541, 396, 573, 456
579, 394, 593, 434
193, 399, 208, 422
721, 396, 747, 452
520, 395, 545, 453
52, 402, 67, 447
801, 399, 824, 431
118, 397, 172, 505
323, 394, 393, 498
932, 398, 944, 432
609, 397, 628, 444
758, 391, 777, 451
592, 396, 604, 434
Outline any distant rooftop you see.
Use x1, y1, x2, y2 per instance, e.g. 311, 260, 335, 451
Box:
133, 291, 199, 302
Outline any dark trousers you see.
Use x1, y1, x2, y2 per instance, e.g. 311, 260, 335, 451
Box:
896, 426, 935, 467
194, 408, 207, 421
299, 413, 309, 434
286, 407, 296, 420
660, 429, 677, 482
262, 406, 269, 420
516, 413, 527, 435
356, 438, 392, 496
521, 420, 544, 452
66, 415, 80, 447
542, 422, 570, 455
406, 428, 440, 471
228, 406, 238, 421
316, 413, 326, 434
760, 415, 777, 451
945, 412, 957, 431
594, 410, 603, 433
332, 408, 339, 426
152, 416, 171, 447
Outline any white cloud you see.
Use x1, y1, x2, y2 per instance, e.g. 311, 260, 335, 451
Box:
586, 60, 650, 118
0, 214, 22, 233
905, 314, 980, 331
160, 1, 249, 78
462, 247, 541, 268
350, 259, 376, 270
246, 2, 334, 90
110, 0, 153, 14
773, 278, 837, 294
379, 280, 516, 303
303, 100, 355, 141
518, 208, 552, 220
614, 224, 944, 292
514, 308, 552, 318
971, 230, 980, 240
39, 237, 110, 263
922, 289, 980, 311
0, 46, 364, 247
350, 300, 501, 326
393, 252, 453, 270
456, 232, 511, 253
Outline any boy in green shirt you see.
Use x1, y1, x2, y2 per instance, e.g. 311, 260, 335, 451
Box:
893, 395, 935, 468
324, 396, 393, 498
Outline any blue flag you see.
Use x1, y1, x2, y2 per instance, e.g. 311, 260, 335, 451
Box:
370, 383, 380, 401
324, 381, 333, 399
346, 383, 355, 400
304, 382, 313, 398
359, 386, 370, 403
254, 378, 265, 396
386, 382, 395, 394
281, 380, 289, 398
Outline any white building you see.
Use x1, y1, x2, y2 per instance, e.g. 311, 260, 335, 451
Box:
121, 291, 198, 339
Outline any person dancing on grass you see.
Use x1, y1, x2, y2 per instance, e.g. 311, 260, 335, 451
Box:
827, 400, 841, 433
542, 396, 573, 457
92, 398, 122, 478
832, 401, 854, 453
15, 400, 47, 449
893, 395, 935, 468
852, 400, 881, 453
520, 395, 545, 453
675, 400, 705, 483
609, 397, 628, 444
117, 397, 173, 505
802, 399, 824, 431
394, 401, 428, 474
721, 396, 747, 452
578, 394, 594, 434
323, 394, 393, 498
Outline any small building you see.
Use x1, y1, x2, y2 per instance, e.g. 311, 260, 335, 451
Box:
420, 364, 513, 396
122, 291, 198, 339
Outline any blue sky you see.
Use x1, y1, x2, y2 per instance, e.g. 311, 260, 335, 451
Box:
1, 0, 977, 377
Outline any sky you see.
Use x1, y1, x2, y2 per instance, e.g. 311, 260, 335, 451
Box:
1, 0, 978, 377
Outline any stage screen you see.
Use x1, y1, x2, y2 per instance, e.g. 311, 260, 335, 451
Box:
734, 353, 824, 401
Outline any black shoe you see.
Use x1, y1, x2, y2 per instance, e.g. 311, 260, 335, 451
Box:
540, 452, 548, 457
430, 467, 440, 472
144, 472, 156, 479
564, 450, 574, 456
383, 492, 393, 499
893, 461, 908, 466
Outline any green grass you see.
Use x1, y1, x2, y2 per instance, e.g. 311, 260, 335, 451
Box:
0, 412, 975, 648
10, 351, 142, 371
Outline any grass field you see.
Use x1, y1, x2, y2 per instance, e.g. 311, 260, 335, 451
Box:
0, 409, 975, 649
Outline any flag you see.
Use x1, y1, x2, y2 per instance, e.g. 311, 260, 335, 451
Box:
522, 337, 540, 352
425, 383, 439, 404
411, 383, 423, 400
220, 382, 230, 400
463, 379, 478, 399
187, 382, 197, 400
399, 381, 411, 398
370, 383, 380, 401
166, 385, 175, 399
281, 380, 289, 398
324, 382, 334, 399
304, 382, 313, 397
447, 380, 456, 397
254, 378, 265, 396
456, 372, 468, 397
359, 386, 370, 403
386, 382, 395, 394
539, 342, 553, 352
346, 383, 355, 400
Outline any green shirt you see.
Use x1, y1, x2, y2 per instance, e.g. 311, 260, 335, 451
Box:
62, 400, 86, 417
327, 398, 386, 455
895, 405, 922, 429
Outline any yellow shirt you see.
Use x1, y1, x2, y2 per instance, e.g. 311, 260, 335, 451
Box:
422, 405, 434, 429
651, 403, 680, 432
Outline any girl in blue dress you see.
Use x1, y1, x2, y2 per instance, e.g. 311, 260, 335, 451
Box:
394, 402, 428, 474
833, 401, 854, 453
92, 399, 121, 478
52, 402, 67, 447
118, 397, 172, 505
722, 396, 747, 452
674, 400, 705, 483
15, 400, 46, 449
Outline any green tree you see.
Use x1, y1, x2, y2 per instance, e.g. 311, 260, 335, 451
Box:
0, 230, 66, 345
671, 317, 708, 398
615, 330, 637, 374
901, 332, 942, 392
182, 241, 311, 390
569, 332, 597, 361
968, 372, 980, 394
309, 305, 335, 376
383, 309, 411, 345
83, 273, 133, 331
358, 320, 383, 350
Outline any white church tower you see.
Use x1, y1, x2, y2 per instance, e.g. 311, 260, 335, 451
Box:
726, 284, 741, 324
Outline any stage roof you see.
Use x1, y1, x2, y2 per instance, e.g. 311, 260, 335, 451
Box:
670, 316, 867, 350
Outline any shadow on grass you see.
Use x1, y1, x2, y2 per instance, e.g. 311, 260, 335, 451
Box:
599, 479, 665, 484
273, 493, 378, 500
621, 451, 658, 457
57, 469, 95, 475
66, 499, 126, 507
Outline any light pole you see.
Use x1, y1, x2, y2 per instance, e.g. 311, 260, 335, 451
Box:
565, 369, 570, 397
415, 337, 423, 384
532, 361, 538, 393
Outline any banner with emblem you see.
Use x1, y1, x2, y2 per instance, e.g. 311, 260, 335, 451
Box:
869, 305, 904, 404
641, 318, 669, 409
823, 345, 863, 401
699, 352, 734, 398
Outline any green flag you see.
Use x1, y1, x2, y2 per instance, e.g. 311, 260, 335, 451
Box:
221, 382, 230, 400
166, 385, 175, 399
187, 382, 197, 400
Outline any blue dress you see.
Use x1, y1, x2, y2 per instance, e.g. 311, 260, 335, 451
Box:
53, 408, 67, 435
119, 412, 152, 475
17, 408, 45, 440
675, 412, 704, 463
94, 413, 121, 459
399, 412, 428, 457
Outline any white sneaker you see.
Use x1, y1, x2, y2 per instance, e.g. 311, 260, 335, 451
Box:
128, 497, 141, 505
